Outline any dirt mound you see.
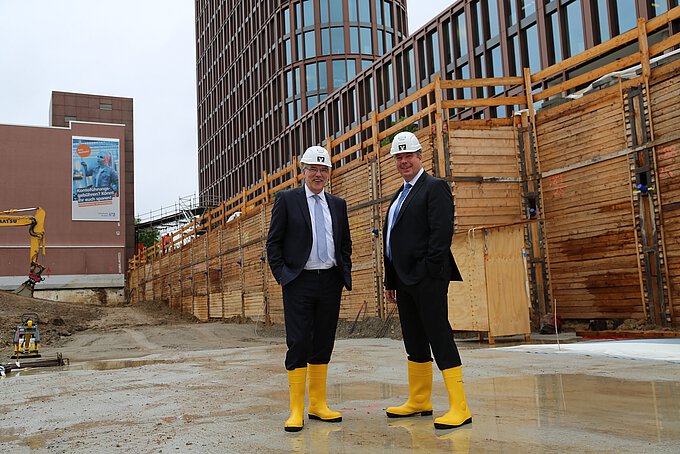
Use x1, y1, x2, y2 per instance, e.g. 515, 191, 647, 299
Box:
0, 290, 103, 348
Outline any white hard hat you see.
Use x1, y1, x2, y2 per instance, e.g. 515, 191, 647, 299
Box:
390, 131, 422, 155
300, 145, 332, 167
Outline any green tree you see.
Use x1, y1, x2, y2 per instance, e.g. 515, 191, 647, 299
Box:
135, 218, 160, 248
381, 116, 419, 147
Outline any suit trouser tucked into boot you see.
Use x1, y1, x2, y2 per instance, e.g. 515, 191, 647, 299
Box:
388, 274, 472, 428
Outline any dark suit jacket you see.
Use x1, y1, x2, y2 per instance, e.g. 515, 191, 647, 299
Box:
266, 186, 352, 290
383, 171, 462, 289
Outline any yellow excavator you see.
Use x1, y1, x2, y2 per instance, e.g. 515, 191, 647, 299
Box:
0, 207, 46, 297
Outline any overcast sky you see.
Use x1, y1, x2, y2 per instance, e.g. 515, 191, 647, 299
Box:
0, 0, 454, 217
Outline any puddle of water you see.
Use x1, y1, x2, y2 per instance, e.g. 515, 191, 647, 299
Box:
272, 374, 680, 452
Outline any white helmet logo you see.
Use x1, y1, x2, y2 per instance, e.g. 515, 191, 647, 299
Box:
317, 156, 324, 162
398, 144, 407, 151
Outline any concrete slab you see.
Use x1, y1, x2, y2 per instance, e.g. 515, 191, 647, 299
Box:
1, 329, 679, 453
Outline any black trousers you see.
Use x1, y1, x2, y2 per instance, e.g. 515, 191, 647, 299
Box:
394, 273, 462, 371
282, 268, 343, 370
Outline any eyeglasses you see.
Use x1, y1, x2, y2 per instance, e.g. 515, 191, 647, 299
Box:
305, 167, 329, 174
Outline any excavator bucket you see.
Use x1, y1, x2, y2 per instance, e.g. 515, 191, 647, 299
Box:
13, 281, 35, 298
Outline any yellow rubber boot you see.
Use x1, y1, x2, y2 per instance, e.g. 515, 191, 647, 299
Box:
434, 366, 472, 430
285, 367, 307, 432
307, 363, 342, 422
386, 360, 433, 418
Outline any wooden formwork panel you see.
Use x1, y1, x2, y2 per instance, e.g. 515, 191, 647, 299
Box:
221, 250, 241, 284
208, 292, 224, 319
536, 93, 625, 173
193, 263, 208, 295
242, 255, 265, 291
169, 270, 181, 311
650, 74, 680, 324
453, 181, 522, 231
342, 204, 378, 320
160, 274, 170, 303
180, 247, 192, 268
194, 295, 209, 321
240, 208, 264, 245
484, 225, 531, 337
207, 258, 222, 293
449, 232, 490, 332
206, 229, 221, 257
542, 157, 641, 319
222, 222, 240, 251
243, 292, 265, 319
181, 295, 193, 316
332, 159, 370, 207
449, 126, 519, 178
222, 289, 243, 318
193, 237, 207, 264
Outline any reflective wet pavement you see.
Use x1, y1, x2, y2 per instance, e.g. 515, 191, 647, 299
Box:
1, 335, 679, 453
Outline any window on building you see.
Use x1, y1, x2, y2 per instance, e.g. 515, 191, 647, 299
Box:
385, 1, 393, 28
506, 0, 517, 27
303, 0, 314, 26
473, 1, 484, 47
297, 33, 303, 60
520, 0, 535, 19
284, 38, 292, 64
320, 1, 329, 24
456, 13, 468, 58
359, 0, 371, 22
319, 62, 328, 91
306, 63, 318, 92
305, 31, 316, 58
595, 0, 610, 44
308, 95, 319, 110
349, 0, 358, 21
488, 0, 500, 38
333, 59, 348, 88
430, 31, 440, 76
525, 24, 540, 73
65, 115, 76, 123
549, 11, 562, 64
360, 27, 373, 54
283, 7, 290, 35
321, 29, 330, 55
386, 32, 393, 50
350, 27, 360, 53
652, 0, 668, 16
490, 45, 503, 93
295, 3, 302, 31
616, 0, 638, 33
99, 103, 112, 111
376, 0, 383, 25
331, 27, 345, 54
330, 0, 344, 22
286, 70, 293, 98
362, 59, 373, 70
565, 1, 584, 57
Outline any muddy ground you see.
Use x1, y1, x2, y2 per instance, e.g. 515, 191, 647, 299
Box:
1, 291, 679, 453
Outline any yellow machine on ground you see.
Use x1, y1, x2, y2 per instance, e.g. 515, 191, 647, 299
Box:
11, 313, 42, 359
0, 207, 46, 297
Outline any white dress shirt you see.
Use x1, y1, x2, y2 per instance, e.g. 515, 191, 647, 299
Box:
386, 167, 424, 256
304, 184, 337, 270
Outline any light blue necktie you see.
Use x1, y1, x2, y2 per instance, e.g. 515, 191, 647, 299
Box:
313, 195, 329, 262
388, 183, 412, 260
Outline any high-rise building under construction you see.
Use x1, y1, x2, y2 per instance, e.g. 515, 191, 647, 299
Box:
196, 0, 678, 203
195, 0, 409, 202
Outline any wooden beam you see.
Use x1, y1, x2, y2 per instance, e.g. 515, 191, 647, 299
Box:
533, 53, 640, 102
637, 18, 651, 81
440, 76, 524, 88
649, 31, 680, 58
442, 96, 527, 108
531, 27, 640, 83
434, 75, 447, 178
376, 81, 435, 122
378, 104, 436, 141
645, 6, 680, 34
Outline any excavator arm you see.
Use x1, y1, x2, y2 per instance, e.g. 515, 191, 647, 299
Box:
0, 207, 46, 297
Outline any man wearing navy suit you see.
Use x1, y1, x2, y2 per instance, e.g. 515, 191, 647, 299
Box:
266, 146, 352, 432
383, 132, 472, 430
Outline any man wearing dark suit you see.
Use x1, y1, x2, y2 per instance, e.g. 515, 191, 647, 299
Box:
266, 146, 352, 432
383, 132, 472, 430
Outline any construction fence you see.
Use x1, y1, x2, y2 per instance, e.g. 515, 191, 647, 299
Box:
129, 13, 680, 331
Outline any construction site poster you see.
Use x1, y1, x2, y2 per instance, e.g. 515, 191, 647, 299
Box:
71, 136, 120, 221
